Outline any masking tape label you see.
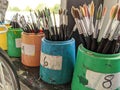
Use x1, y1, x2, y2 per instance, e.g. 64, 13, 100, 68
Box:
85, 70, 120, 90
21, 43, 35, 56
40, 52, 62, 70
15, 38, 21, 48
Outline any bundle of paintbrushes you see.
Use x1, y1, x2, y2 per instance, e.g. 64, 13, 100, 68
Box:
18, 10, 42, 33
10, 13, 21, 28
71, 1, 120, 54
36, 8, 69, 41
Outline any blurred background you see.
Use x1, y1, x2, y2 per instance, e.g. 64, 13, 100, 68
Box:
5, 0, 60, 23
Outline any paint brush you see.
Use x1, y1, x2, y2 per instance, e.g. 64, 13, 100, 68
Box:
62, 9, 66, 40
78, 6, 92, 49
59, 8, 64, 40
82, 4, 92, 49
113, 29, 120, 54
89, 1, 95, 36
91, 4, 103, 51
97, 4, 119, 53
27, 15, 35, 33
38, 10, 45, 28
63, 9, 68, 40
113, 41, 120, 53
10, 13, 23, 28
30, 10, 39, 33
98, 7, 107, 33
97, 7, 107, 42
34, 11, 42, 31
68, 25, 77, 39
44, 8, 54, 39
41, 10, 50, 39
79, 7, 88, 38
88, 1, 95, 50
53, 11, 58, 40
71, 6, 87, 47
83, 4, 90, 34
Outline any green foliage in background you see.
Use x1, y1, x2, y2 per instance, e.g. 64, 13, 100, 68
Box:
8, 3, 60, 13
35, 3, 45, 11
50, 4, 60, 14
8, 6, 21, 11
24, 6, 31, 11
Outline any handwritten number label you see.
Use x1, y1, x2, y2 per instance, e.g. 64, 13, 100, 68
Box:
21, 43, 35, 56
102, 75, 114, 89
86, 70, 120, 90
40, 52, 62, 70
43, 56, 48, 66
15, 38, 21, 48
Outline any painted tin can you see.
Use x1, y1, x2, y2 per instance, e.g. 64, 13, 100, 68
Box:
21, 32, 44, 67
40, 38, 75, 84
72, 44, 120, 90
7, 28, 23, 57
0, 25, 8, 50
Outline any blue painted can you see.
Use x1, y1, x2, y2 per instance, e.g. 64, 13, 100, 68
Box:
40, 38, 75, 84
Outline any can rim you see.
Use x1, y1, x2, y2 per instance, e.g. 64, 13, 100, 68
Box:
79, 44, 120, 57
22, 32, 44, 36
42, 37, 75, 45
8, 28, 23, 31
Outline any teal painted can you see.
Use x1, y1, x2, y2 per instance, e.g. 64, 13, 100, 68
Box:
40, 38, 75, 84
7, 28, 22, 57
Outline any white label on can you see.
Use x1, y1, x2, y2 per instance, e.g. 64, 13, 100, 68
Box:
85, 70, 120, 90
40, 52, 62, 70
15, 38, 21, 48
21, 43, 35, 56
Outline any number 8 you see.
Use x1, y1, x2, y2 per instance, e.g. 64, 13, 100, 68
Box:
102, 75, 114, 89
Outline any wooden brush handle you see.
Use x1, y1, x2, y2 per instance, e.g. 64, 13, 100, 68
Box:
102, 40, 112, 54
97, 38, 107, 53
91, 38, 98, 52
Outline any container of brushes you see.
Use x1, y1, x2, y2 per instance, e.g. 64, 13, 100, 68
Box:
7, 28, 23, 57
40, 37, 75, 84
21, 32, 44, 67
0, 24, 8, 50
72, 44, 120, 90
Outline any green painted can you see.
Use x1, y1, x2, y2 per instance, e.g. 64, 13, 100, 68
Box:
72, 44, 120, 90
7, 28, 22, 57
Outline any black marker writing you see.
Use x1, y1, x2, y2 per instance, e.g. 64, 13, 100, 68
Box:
102, 75, 114, 89
43, 56, 48, 66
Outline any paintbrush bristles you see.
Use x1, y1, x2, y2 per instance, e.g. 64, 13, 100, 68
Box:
71, 2, 120, 54
90, 1, 94, 17
83, 4, 88, 17
110, 4, 119, 19
71, 6, 76, 18
74, 9, 80, 19
96, 4, 102, 19
80, 6, 85, 17
102, 7, 107, 16
71, 6, 80, 19
113, 5, 119, 19
59, 8, 63, 15
110, 5, 115, 19
72, 6, 83, 20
